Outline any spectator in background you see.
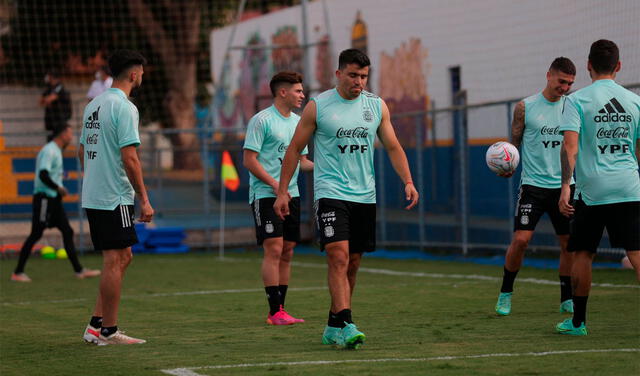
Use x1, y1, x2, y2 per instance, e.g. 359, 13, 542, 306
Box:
86, 65, 113, 102
40, 70, 72, 141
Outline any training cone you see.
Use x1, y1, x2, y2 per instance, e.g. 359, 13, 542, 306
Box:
41, 246, 56, 259
56, 248, 68, 259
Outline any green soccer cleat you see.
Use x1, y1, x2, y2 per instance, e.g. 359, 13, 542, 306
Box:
559, 299, 574, 313
321, 325, 342, 345
340, 323, 365, 349
556, 318, 587, 336
495, 292, 512, 316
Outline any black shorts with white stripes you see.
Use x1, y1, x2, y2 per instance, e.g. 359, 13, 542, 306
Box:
85, 205, 138, 251
31, 193, 68, 229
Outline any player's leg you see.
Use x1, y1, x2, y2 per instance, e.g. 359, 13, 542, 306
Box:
83, 205, 143, 345
12, 195, 47, 281
556, 199, 602, 336
276, 197, 303, 322
53, 201, 100, 278
347, 252, 362, 299
624, 251, 640, 281
611, 201, 640, 281
496, 230, 533, 315
252, 198, 294, 325
548, 186, 575, 312
496, 185, 545, 315
326, 240, 351, 318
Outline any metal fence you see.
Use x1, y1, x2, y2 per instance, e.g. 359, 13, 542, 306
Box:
1, 83, 638, 255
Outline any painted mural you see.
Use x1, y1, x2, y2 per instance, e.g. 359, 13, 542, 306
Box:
379, 38, 430, 147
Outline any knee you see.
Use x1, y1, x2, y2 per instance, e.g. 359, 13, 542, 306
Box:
328, 253, 349, 272
122, 251, 133, 268
280, 247, 293, 263
511, 236, 530, 252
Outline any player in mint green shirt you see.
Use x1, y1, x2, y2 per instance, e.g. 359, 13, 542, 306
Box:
12, 125, 100, 282
79, 50, 153, 346
273, 49, 419, 348
494, 58, 577, 317
243, 72, 313, 326
556, 40, 640, 336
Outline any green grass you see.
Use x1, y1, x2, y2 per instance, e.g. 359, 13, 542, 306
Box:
1, 251, 638, 376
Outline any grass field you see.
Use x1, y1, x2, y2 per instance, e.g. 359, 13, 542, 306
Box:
1, 250, 638, 376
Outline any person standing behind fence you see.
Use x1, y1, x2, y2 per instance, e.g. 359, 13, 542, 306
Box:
11, 125, 101, 283
79, 50, 154, 345
494, 57, 577, 317
556, 39, 640, 336
86, 65, 113, 102
274, 49, 419, 349
243, 71, 314, 325
40, 70, 72, 141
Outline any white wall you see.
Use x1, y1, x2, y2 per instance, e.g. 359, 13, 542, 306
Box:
210, 0, 640, 138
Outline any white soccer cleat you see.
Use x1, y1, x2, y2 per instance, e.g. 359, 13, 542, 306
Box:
82, 324, 102, 344
11, 273, 32, 282
98, 330, 146, 345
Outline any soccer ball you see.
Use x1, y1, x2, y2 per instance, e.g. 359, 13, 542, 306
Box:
486, 141, 519, 175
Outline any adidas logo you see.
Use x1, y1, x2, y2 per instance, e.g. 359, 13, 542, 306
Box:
594, 98, 632, 122
85, 106, 101, 129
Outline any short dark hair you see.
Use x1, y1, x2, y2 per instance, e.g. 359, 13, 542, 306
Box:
338, 49, 370, 70
52, 123, 71, 139
549, 57, 576, 76
588, 39, 619, 74
108, 50, 147, 79
269, 71, 303, 97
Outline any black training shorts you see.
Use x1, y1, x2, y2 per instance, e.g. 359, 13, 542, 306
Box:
315, 198, 376, 253
85, 204, 138, 251
251, 197, 301, 245
514, 184, 574, 235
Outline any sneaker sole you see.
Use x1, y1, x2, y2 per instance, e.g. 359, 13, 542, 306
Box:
495, 309, 510, 316
344, 333, 365, 349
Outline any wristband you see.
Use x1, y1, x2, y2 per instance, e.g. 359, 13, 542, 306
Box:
405, 181, 414, 185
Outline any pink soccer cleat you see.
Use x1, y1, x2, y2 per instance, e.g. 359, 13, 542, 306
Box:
280, 307, 305, 323
266, 306, 296, 325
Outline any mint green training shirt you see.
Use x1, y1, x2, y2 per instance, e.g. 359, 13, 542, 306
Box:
311, 88, 382, 203
80, 88, 141, 210
243, 105, 308, 204
521, 92, 574, 188
33, 141, 63, 198
560, 79, 640, 205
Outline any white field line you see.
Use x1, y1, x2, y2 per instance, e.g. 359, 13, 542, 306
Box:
290, 260, 640, 289
0, 286, 327, 306
2, 259, 637, 306
160, 348, 640, 375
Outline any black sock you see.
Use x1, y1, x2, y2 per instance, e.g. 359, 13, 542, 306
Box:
559, 276, 572, 302
572, 296, 588, 327
89, 316, 103, 328
336, 309, 353, 326
500, 267, 519, 293
100, 326, 117, 337
328, 311, 342, 328
278, 285, 288, 307
265, 286, 281, 315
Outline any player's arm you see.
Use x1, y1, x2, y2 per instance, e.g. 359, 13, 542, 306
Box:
274, 101, 317, 219
499, 100, 525, 178
121, 145, 154, 222
243, 149, 279, 193
299, 155, 314, 172
39, 169, 67, 196
510, 101, 525, 149
377, 99, 419, 210
78, 144, 84, 170
40, 93, 59, 107
558, 130, 578, 217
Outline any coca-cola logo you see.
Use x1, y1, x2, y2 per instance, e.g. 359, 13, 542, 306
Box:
540, 126, 560, 135
336, 127, 369, 138
596, 126, 629, 139
277, 143, 287, 152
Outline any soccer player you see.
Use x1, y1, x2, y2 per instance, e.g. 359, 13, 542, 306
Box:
494, 57, 577, 316
274, 49, 419, 348
11, 125, 101, 282
556, 39, 640, 336
243, 71, 313, 325
79, 50, 154, 345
